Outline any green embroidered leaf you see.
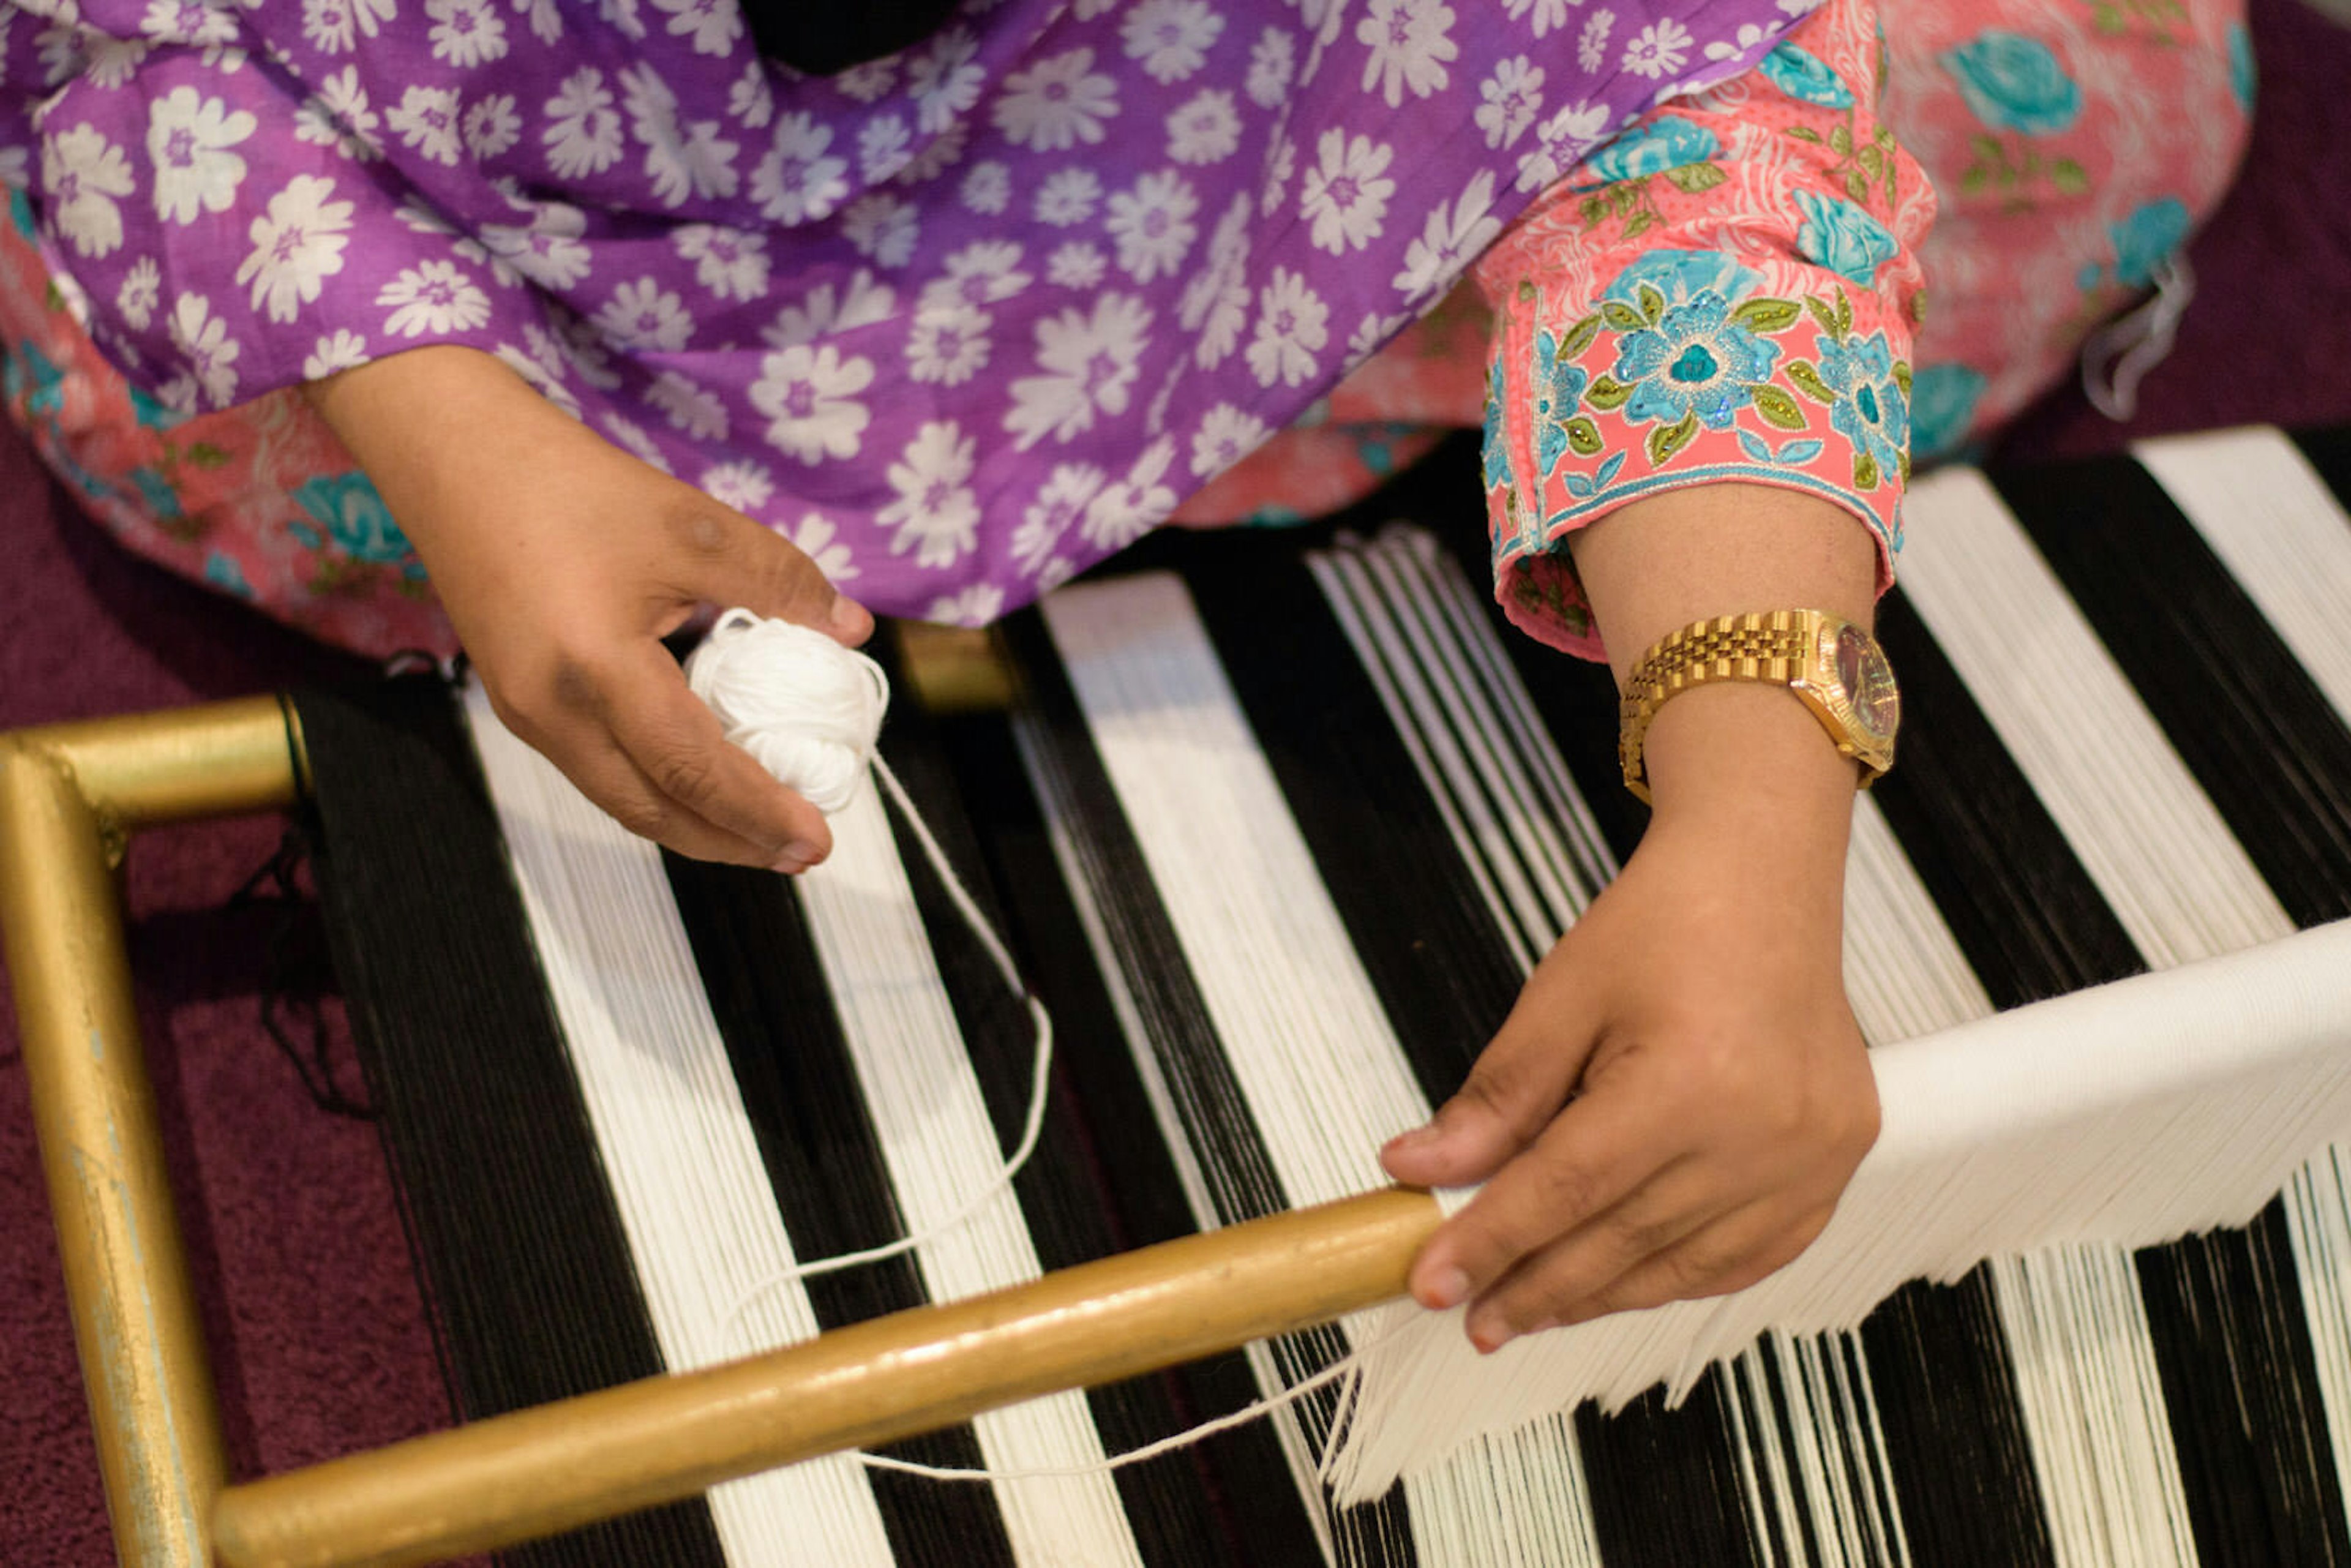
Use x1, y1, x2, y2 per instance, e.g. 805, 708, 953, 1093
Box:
1648, 411, 1700, 467
1828, 122, 1853, 156
1622, 209, 1655, 240
1854, 450, 1881, 490
1636, 283, 1665, 325
2091, 1, 2125, 31
1834, 288, 1854, 335
1970, 133, 2004, 162
1804, 296, 1843, 339
1787, 360, 1838, 403
1858, 144, 1886, 178
1898, 448, 1913, 483
1664, 162, 1729, 194
1959, 165, 1991, 197
1875, 125, 1897, 150
1894, 361, 1913, 400
1731, 298, 1803, 332
2049, 157, 2090, 195
1518, 279, 1539, 303
1600, 301, 1647, 332
1580, 195, 1610, 227
1560, 313, 1603, 359
1585, 375, 1633, 411
1785, 125, 1825, 144
1612, 183, 1642, 214
1565, 417, 1605, 456
1912, 288, 1930, 324
1844, 168, 1870, 204
187, 443, 230, 470
1752, 385, 1809, 431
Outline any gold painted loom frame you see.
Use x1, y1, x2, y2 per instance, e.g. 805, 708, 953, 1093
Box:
0, 697, 1440, 1568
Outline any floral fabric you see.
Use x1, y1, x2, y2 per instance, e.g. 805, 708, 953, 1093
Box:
1184, 0, 2249, 656
0, 0, 2254, 660
0, 0, 1809, 637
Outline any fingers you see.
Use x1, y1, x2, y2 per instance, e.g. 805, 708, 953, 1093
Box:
659, 501, 873, 647
498, 639, 833, 871
1380, 983, 1600, 1192
1398, 1079, 1678, 1313
1467, 1199, 1832, 1351
598, 639, 833, 866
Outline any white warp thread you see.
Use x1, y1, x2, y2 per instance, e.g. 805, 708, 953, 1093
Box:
682, 609, 1057, 1327
1323, 920, 2351, 1503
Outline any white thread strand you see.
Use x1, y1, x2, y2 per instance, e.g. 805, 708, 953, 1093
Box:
852, 1320, 1411, 1484
681, 616, 1056, 1335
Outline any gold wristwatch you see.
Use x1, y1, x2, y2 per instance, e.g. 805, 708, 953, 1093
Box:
1618, 609, 1900, 804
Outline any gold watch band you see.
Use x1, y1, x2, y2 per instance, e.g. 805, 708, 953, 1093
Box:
1618, 609, 1891, 804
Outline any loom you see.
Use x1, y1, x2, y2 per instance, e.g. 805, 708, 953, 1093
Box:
5, 425, 2350, 1567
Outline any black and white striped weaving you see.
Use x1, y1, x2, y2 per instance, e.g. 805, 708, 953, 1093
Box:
296, 424, 2351, 1567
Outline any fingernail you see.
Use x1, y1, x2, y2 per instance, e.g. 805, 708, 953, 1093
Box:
1420, 1266, 1472, 1311
1387, 1123, 1441, 1151
1468, 1316, 1510, 1354
771, 854, 809, 876
771, 841, 822, 874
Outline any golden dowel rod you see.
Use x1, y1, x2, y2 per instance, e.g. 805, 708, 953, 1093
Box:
10, 694, 303, 831
212, 1187, 1444, 1568
0, 740, 233, 1568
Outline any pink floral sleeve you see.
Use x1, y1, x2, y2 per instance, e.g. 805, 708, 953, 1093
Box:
1474, 0, 1935, 658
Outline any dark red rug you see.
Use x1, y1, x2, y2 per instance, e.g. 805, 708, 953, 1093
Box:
6, 0, 2349, 1553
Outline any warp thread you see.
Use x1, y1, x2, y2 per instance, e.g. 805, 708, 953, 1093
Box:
680, 606, 1416, 1486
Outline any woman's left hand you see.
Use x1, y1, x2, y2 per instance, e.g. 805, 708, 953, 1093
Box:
1379, 686, 1880, 1351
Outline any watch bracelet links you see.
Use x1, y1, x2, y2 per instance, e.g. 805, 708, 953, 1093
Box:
1617, 610, 1820, 788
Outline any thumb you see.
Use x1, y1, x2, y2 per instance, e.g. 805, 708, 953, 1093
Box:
1382, 945, 1603, 1188
669, 505, 872, 647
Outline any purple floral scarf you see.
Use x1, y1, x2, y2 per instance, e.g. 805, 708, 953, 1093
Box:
5, 0, 1808, 622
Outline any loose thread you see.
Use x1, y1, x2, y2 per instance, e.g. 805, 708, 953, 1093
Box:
849, 1318, 1412, 1484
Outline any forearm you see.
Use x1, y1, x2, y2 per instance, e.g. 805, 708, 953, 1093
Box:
1569, 486, 1878, 932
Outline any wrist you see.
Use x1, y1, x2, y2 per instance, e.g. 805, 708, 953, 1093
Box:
1640, 683, 1861, 871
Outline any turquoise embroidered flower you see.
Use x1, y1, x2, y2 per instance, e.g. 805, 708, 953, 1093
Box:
1603, 250, 1763, 308
1758, 44, 1854, 109
129, 382, 189, 432
1481, 354, 1513, 492
2109, 197, 2189, 288
293, 472, 410, 564
1583, 117, 1720, 184
2228, 24, 2256, 113
1814, 331, 1909, 486
127, 466, 183, 520
4, 340, 66, 419
1940, 32, 2082, 137
1793, 189, 1899, 285
203, 552, 255, 600
1531, 327, 1590, 476
1908, 363, 1985, 462
1613, 291, 1781, 430
7, 187, 36, 242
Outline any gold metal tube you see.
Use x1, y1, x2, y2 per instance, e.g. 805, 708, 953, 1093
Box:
209, 1187, 1442, 1568
14, 694, 304, 833
0, 737, 245, 1567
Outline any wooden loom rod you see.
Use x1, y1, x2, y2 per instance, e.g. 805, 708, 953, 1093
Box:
209, 1187, 1443, 1568
0, 697, 304, 1568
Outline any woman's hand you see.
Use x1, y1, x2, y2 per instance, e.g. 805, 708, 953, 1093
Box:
1379, 687, 1879, 1348
309, 345, 871, 871
1382, 480, 1886, 1346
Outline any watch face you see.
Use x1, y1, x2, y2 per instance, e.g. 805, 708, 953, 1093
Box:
1833, 623, 1900, 740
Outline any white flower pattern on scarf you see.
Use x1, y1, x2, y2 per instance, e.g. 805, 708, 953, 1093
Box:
4, 0, 1799, 618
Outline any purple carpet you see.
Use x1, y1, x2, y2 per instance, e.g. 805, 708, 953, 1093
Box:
5, 0, 2349, 1554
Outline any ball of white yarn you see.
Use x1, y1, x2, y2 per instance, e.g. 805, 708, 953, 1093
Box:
683, 609, 890, 815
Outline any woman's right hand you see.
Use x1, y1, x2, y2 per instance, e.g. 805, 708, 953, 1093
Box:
307, 345, 872, 872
